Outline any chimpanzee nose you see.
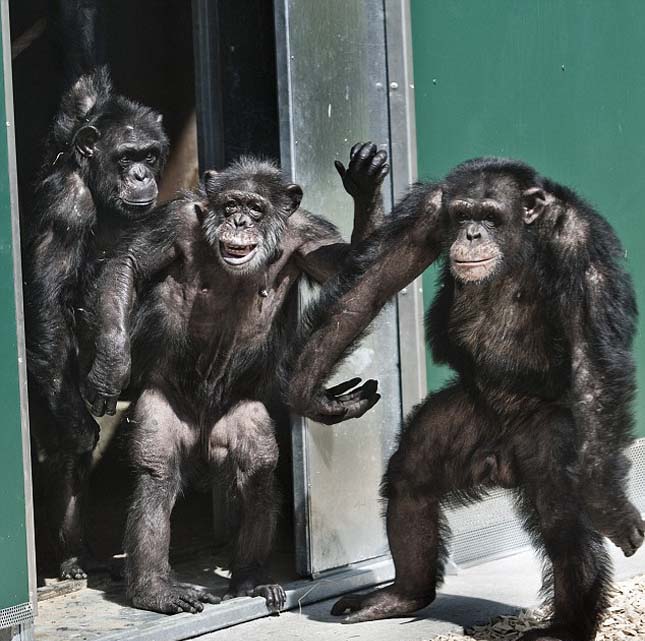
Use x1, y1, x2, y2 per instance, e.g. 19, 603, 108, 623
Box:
466, 224, 481, 241
233, 213, 248, 228
133, 166, 147, 181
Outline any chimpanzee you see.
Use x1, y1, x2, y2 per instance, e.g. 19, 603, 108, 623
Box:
83, 143, 389, 613
288, 158, 641, 641
24, 3, 168, 579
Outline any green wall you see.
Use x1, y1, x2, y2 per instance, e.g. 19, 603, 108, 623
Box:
411, 0, 645, 436
0, 17, 31, 611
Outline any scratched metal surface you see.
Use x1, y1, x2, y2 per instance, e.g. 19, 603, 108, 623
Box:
276, 0, 402, 575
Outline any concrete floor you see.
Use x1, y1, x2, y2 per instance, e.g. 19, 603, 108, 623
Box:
195, 545, 645, 641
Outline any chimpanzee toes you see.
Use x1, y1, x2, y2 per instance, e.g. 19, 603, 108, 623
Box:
59, 557, 88, 581
132, 584, 217, 615
253, 584, 286, 612
331, 595, 363, 616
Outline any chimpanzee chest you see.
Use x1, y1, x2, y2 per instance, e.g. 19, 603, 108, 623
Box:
438, 283, 570, 399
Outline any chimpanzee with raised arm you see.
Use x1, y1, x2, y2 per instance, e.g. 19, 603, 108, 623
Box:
83, 143, 388, 614
289, 158, 641, 641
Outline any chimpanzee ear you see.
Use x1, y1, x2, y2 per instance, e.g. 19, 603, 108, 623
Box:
74, 125, 101, 158
286, 183, 303, 216
203, 170, 218, 193
522, 187, 548, 225
156, 113, 163, 125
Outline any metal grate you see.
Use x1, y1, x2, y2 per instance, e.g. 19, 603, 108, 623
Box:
447, 438, 645, 567
0, 603, 32, 629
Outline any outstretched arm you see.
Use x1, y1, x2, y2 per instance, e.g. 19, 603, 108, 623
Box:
289, 185, 443, 424
83, 205, 181, 416
296, 142, 389, 283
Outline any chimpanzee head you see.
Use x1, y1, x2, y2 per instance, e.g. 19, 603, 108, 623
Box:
440, 158, 551, 283
73, 96, 169, 217
58, 71, 169, 219
199, 159, 303, 276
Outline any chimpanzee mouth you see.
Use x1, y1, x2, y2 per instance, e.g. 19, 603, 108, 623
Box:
454, 257, 496, 267
219, 242, 258, 265
122, 198, 155, 208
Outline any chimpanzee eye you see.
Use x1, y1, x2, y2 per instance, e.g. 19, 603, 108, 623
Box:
225, 200, 237, 214
119, 154, 130, 166
145, 152, 158, 164
485, 214, 498, 226
456, 212, 469, 224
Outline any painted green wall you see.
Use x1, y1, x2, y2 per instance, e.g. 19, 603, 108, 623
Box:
0, 18, 30, 610
411, 0, 645, 436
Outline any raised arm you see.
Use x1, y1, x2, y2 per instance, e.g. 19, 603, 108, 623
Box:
289, 185, 443, 424
296, 142, 389, 283
83, 203, 181, 416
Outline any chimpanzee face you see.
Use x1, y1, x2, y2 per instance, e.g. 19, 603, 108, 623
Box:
443, 172, 549, 284
74, 112, 168, 218
200, 163, 303, 276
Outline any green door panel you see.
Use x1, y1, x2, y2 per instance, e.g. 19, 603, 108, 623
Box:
0, 14, 31, 611
411, 0, 645, 436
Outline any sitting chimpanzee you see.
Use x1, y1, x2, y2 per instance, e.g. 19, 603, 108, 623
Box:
23, 3, 168, 579
289, 158, 641, 641
83, 143, 388, 613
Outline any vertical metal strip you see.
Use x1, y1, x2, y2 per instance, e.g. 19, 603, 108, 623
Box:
384, 0, 427, 415
273, 0, 312, 577
191, 0, 225, 171
0, 0, 37, 614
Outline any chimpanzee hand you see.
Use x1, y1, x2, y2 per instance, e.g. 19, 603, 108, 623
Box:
335, 142, 389, 205
83, 337, 131, 417
306, 377, 381, 425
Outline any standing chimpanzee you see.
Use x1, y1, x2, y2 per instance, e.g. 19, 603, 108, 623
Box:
24, 2, 169, 580
289, 158, 641, 641
83, 144, 388, 613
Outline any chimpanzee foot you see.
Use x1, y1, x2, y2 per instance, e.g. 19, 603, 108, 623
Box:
331, 586, 434, 623
59, 556, 88, 580
59, 550, 108, 580
131, 583, 221, 615
225, 575, 286, 612
517, 625, 577, 641
610, 517, 645, 557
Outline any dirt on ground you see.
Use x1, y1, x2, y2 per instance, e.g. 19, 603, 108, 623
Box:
432, 575, 645, 641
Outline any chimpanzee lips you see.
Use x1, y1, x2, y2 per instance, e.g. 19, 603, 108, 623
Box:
220, 241, 258, 265
453, 257, 496, 266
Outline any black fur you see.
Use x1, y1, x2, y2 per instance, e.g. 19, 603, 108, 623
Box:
83, 145, 389, 614
290, 158, 641, 640
24, 0, 168, 581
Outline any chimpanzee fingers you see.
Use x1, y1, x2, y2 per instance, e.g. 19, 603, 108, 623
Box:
105, 397, 118, 416
91, 395, 107, 417
326, 377, 362, 396
349, 142, 377, 173
333, 378, 378, 401
331, 595, 365, 615
349, 141, 365, 159
334, 160, 346, 179
376, 163, 390, 182
368, 150, 388, 174
342, 394, 381, 420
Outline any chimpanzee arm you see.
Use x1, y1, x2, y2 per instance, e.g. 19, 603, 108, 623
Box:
289, 186, 443, 424
335, 142, 389, 243
295, 142, 389, 283
24, 176, 101, 450
83, 204, 182, 416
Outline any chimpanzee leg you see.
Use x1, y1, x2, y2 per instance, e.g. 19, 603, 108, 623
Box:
209, 401, 285, 611
514, 409, 612, 641
332, 383, 496, 623
29, 373, 99, 579
585, 452, 644, 557
125, 389, 220, 614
